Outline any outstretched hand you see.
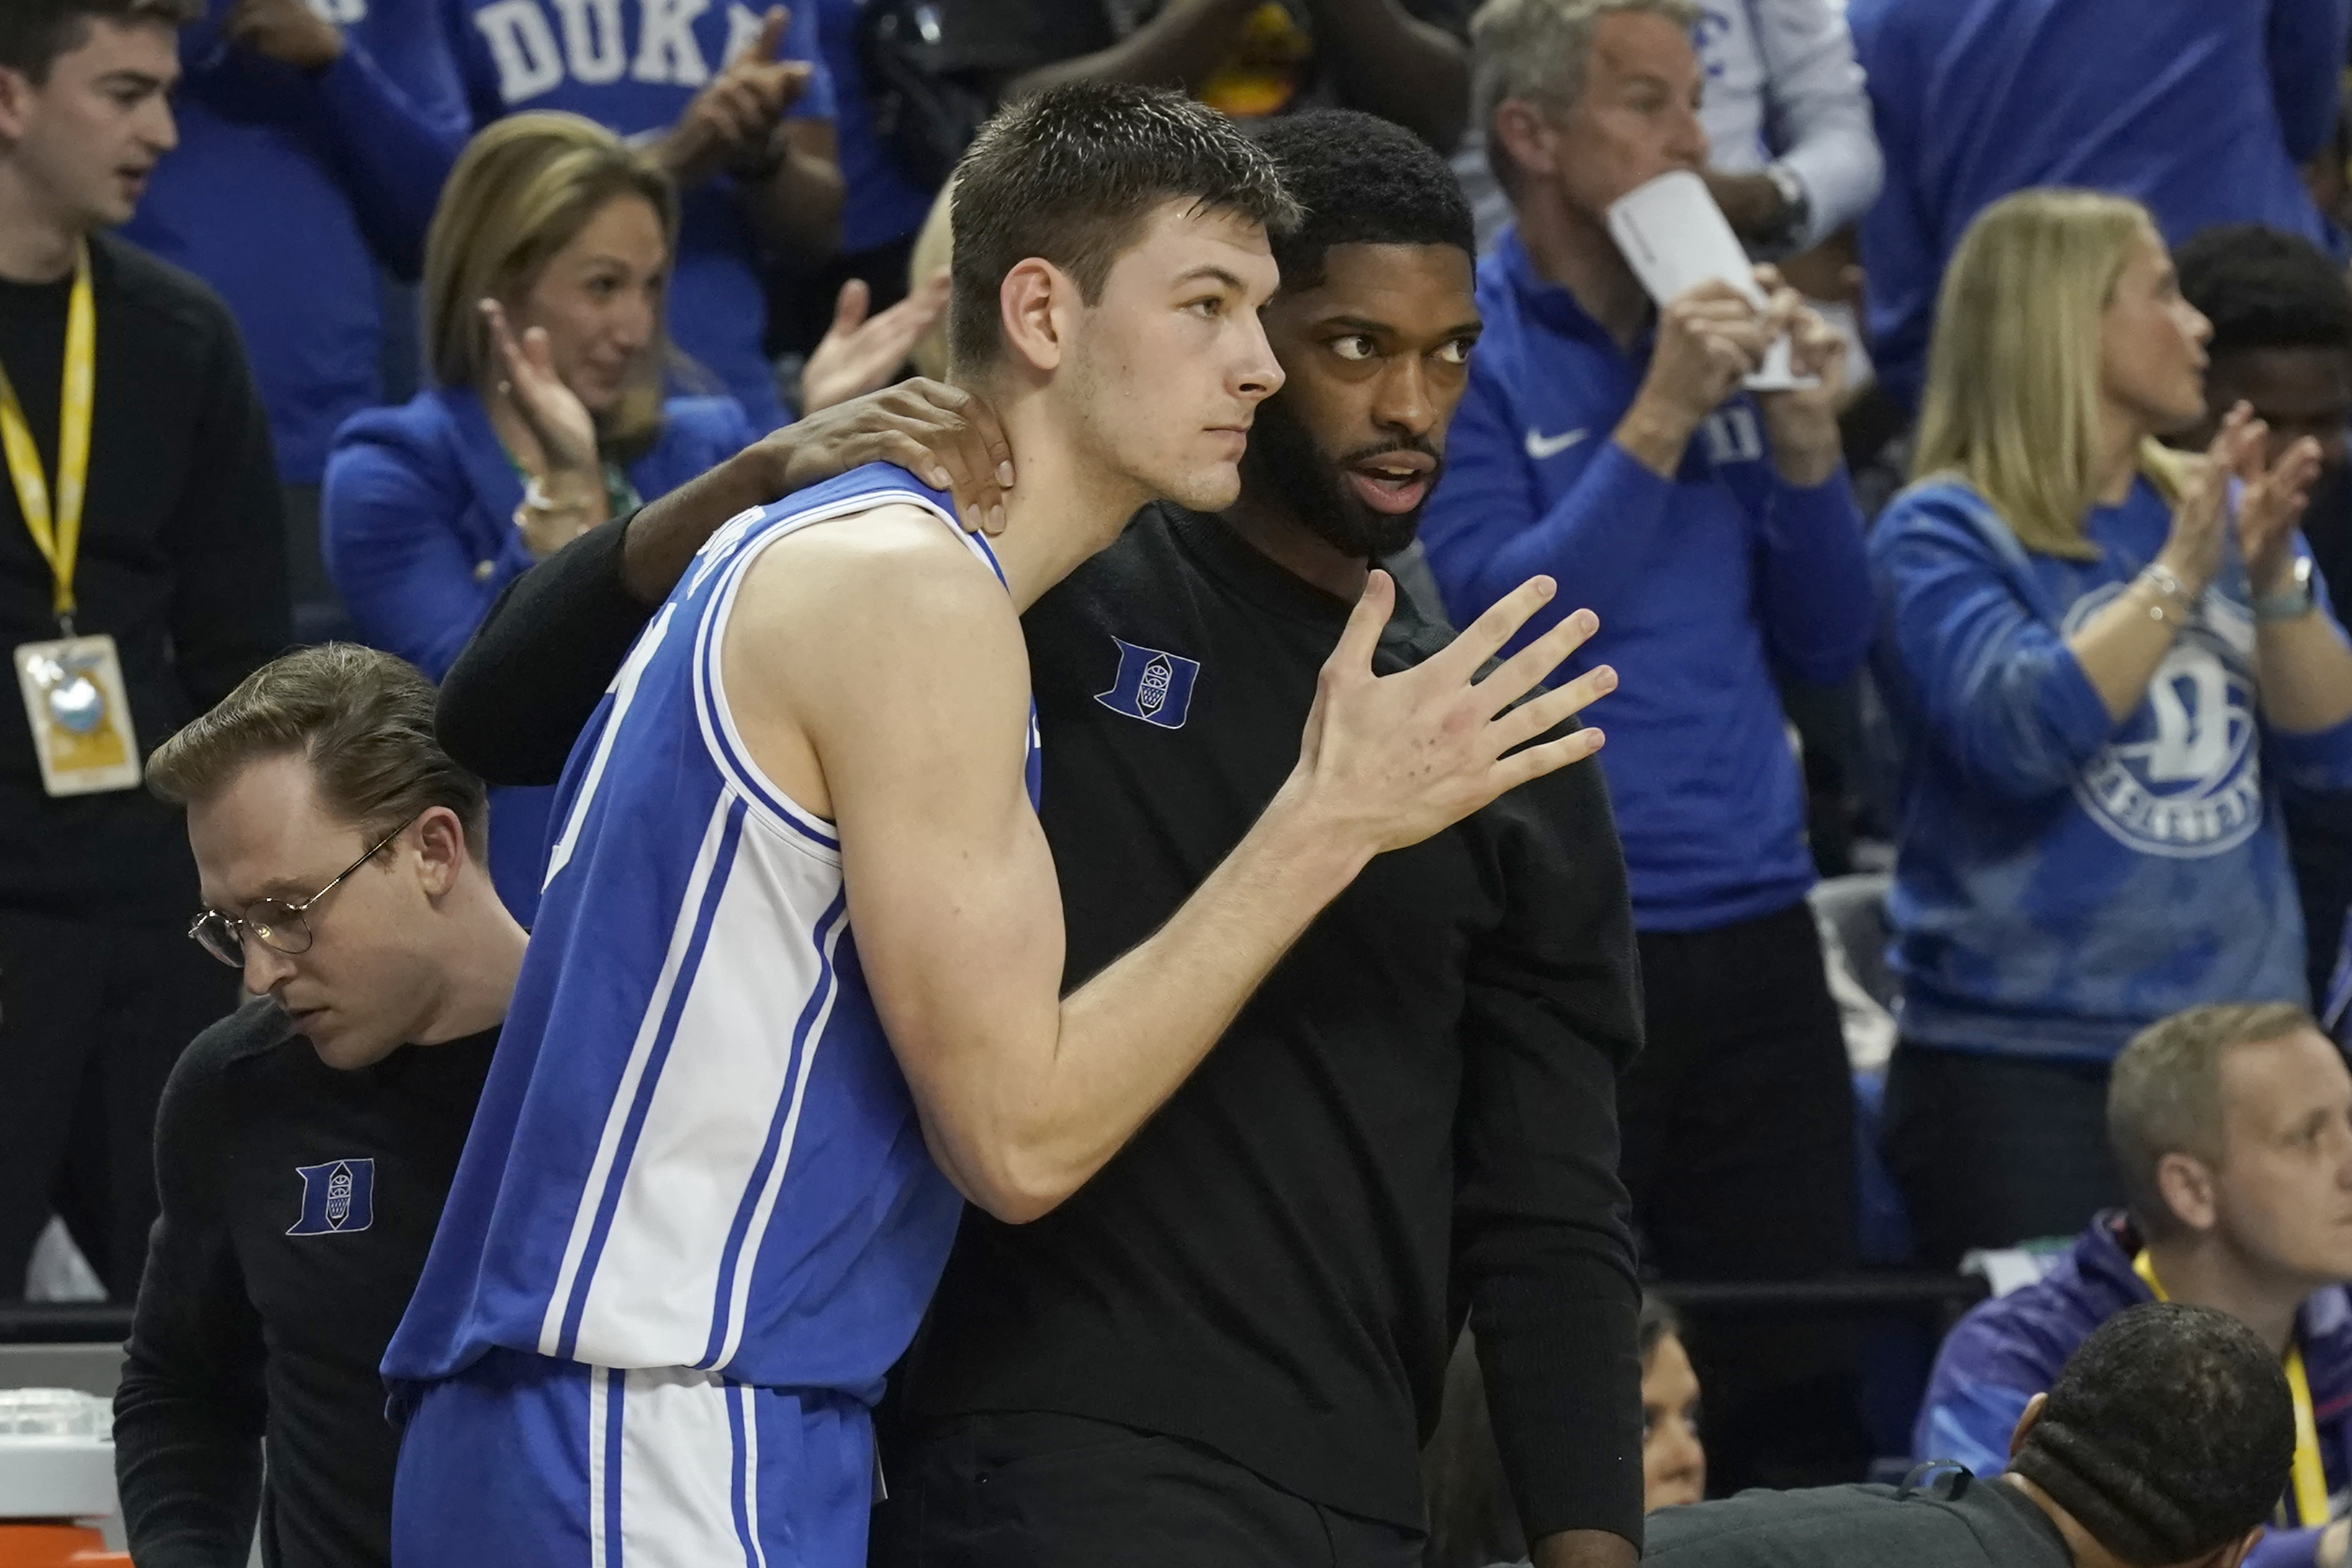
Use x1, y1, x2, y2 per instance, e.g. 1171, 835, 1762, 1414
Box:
801, 272, 952, 416
1292, 572, 1613, 857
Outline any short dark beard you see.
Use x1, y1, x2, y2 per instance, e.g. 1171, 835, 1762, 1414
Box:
1238, 395, 1439, 561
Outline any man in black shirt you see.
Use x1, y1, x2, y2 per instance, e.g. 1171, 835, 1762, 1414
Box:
0, 0, 289, 1299
111, 645, 521, 1568
1644, 1303, 2291, 1568
439, 112, 1643, 1567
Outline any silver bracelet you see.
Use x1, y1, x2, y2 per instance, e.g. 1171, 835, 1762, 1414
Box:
2137, 563, 2196, 623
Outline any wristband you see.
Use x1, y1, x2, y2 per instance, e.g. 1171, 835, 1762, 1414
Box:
2253, 554, 2317, 623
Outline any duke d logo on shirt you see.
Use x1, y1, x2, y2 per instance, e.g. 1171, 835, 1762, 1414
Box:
288, 1158, 376, 1236
1094, 638, 1201, 731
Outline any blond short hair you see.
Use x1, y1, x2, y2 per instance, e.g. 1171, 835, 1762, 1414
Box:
1469, 0, 1701, 192
2108, 1002, 2318, 1240
147, 644, 489, 862
423, 113, 680, 461
1911, 188, 2187, 560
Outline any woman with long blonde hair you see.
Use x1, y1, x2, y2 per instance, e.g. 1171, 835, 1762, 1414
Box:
322, 114, 759, 920
1868, 189, 2352, 1267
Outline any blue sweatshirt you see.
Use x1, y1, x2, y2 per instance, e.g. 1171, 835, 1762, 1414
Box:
1848, 0, 2351, 414
815, 0, 934, 256
323, 385, 757, 921
1916, 1212, 2352, 1568
441, 0, 837, 432
125, 1, 469, 485
1420, 228, 1874, 932
1870, 476, 2352, 1060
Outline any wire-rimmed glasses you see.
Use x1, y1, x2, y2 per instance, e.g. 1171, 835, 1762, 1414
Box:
185, 815, 418, 968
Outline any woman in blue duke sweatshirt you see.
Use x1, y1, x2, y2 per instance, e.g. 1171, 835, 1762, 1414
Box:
1871, 190, 2352, 1269
325, 116, 755, 924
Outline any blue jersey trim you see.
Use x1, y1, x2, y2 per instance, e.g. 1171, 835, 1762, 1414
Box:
557, 798, 750, 1359
600, 1369, 626, 1566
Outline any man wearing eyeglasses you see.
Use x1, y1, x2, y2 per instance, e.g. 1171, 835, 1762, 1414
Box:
111, 642, 526, 1568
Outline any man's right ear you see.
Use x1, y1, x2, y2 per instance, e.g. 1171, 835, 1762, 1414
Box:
1491, 99, 1559, 185
2006, 1391, 2048, 1461
0, 65, 37, 143
994, 258, 1073, 378
2155, 1151, 2220, 1235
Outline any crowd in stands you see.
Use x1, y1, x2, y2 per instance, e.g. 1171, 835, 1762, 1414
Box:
6, 0, 2352, 1561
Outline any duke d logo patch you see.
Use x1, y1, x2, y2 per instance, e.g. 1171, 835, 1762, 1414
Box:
1093, 638, 1201, 730
287, 1158, 376, 1236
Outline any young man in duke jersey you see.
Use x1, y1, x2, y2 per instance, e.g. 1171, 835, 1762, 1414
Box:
384, 84, 1611, 1567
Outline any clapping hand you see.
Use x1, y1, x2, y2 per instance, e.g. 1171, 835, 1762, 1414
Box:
661, 7, 811, 186
800, 272, 952, 416
2217, 401, 2325, 594
482, 299, 608, 556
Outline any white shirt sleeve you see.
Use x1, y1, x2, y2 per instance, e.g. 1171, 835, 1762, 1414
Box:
1750, 0, 1885, 248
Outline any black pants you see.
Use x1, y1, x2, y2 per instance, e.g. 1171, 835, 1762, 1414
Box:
1621, 900, 1863, 1490
869, 1412, 1423, 1568
1881, 1042, 2119, 1271
0, 911, 237, 1298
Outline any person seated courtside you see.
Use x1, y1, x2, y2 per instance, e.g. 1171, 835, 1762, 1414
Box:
1914, 1002, 2352, 1568
1644, 1302, 2295, 1568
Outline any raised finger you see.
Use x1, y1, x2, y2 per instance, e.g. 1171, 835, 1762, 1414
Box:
1325, 569, 1398, 684
1473, 605, 1600, 711
1437, 575, 1559, 678
1488, 663, 1618, 754
1488, 724, 1608, 793
479, 298, 527, 383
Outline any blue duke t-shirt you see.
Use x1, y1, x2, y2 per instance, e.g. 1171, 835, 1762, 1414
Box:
441, 0, 837, 431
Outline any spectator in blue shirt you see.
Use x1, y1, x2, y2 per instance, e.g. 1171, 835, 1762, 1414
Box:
1848, 0, 2351, 416
324, 114, 756, 923
1429, 0, 1873, 1491
1870, 189, 2352, 1269
1914, 1003, 2352, 1568
126, 0, 469, 642
442, 0, 841, 431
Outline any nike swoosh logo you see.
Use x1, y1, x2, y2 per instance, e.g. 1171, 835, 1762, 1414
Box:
1525, 427, 1590, 460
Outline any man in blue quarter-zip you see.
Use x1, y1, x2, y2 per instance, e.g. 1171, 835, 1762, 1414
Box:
1916, 1004, 2352, 1568
443, 0, 841, 432
126, 0, 468, 643
1425, 0, 1873, 1488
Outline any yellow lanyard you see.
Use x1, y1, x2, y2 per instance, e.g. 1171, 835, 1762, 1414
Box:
2136, 1248, 2332, 1526
0, 243, 94, 625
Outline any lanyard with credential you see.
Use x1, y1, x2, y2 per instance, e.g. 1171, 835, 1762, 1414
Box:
2135, 1248, 2331, 1526
0, 243, 94, 631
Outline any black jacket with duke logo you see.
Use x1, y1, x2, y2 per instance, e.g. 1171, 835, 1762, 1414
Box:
113, 998, 497, 1568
